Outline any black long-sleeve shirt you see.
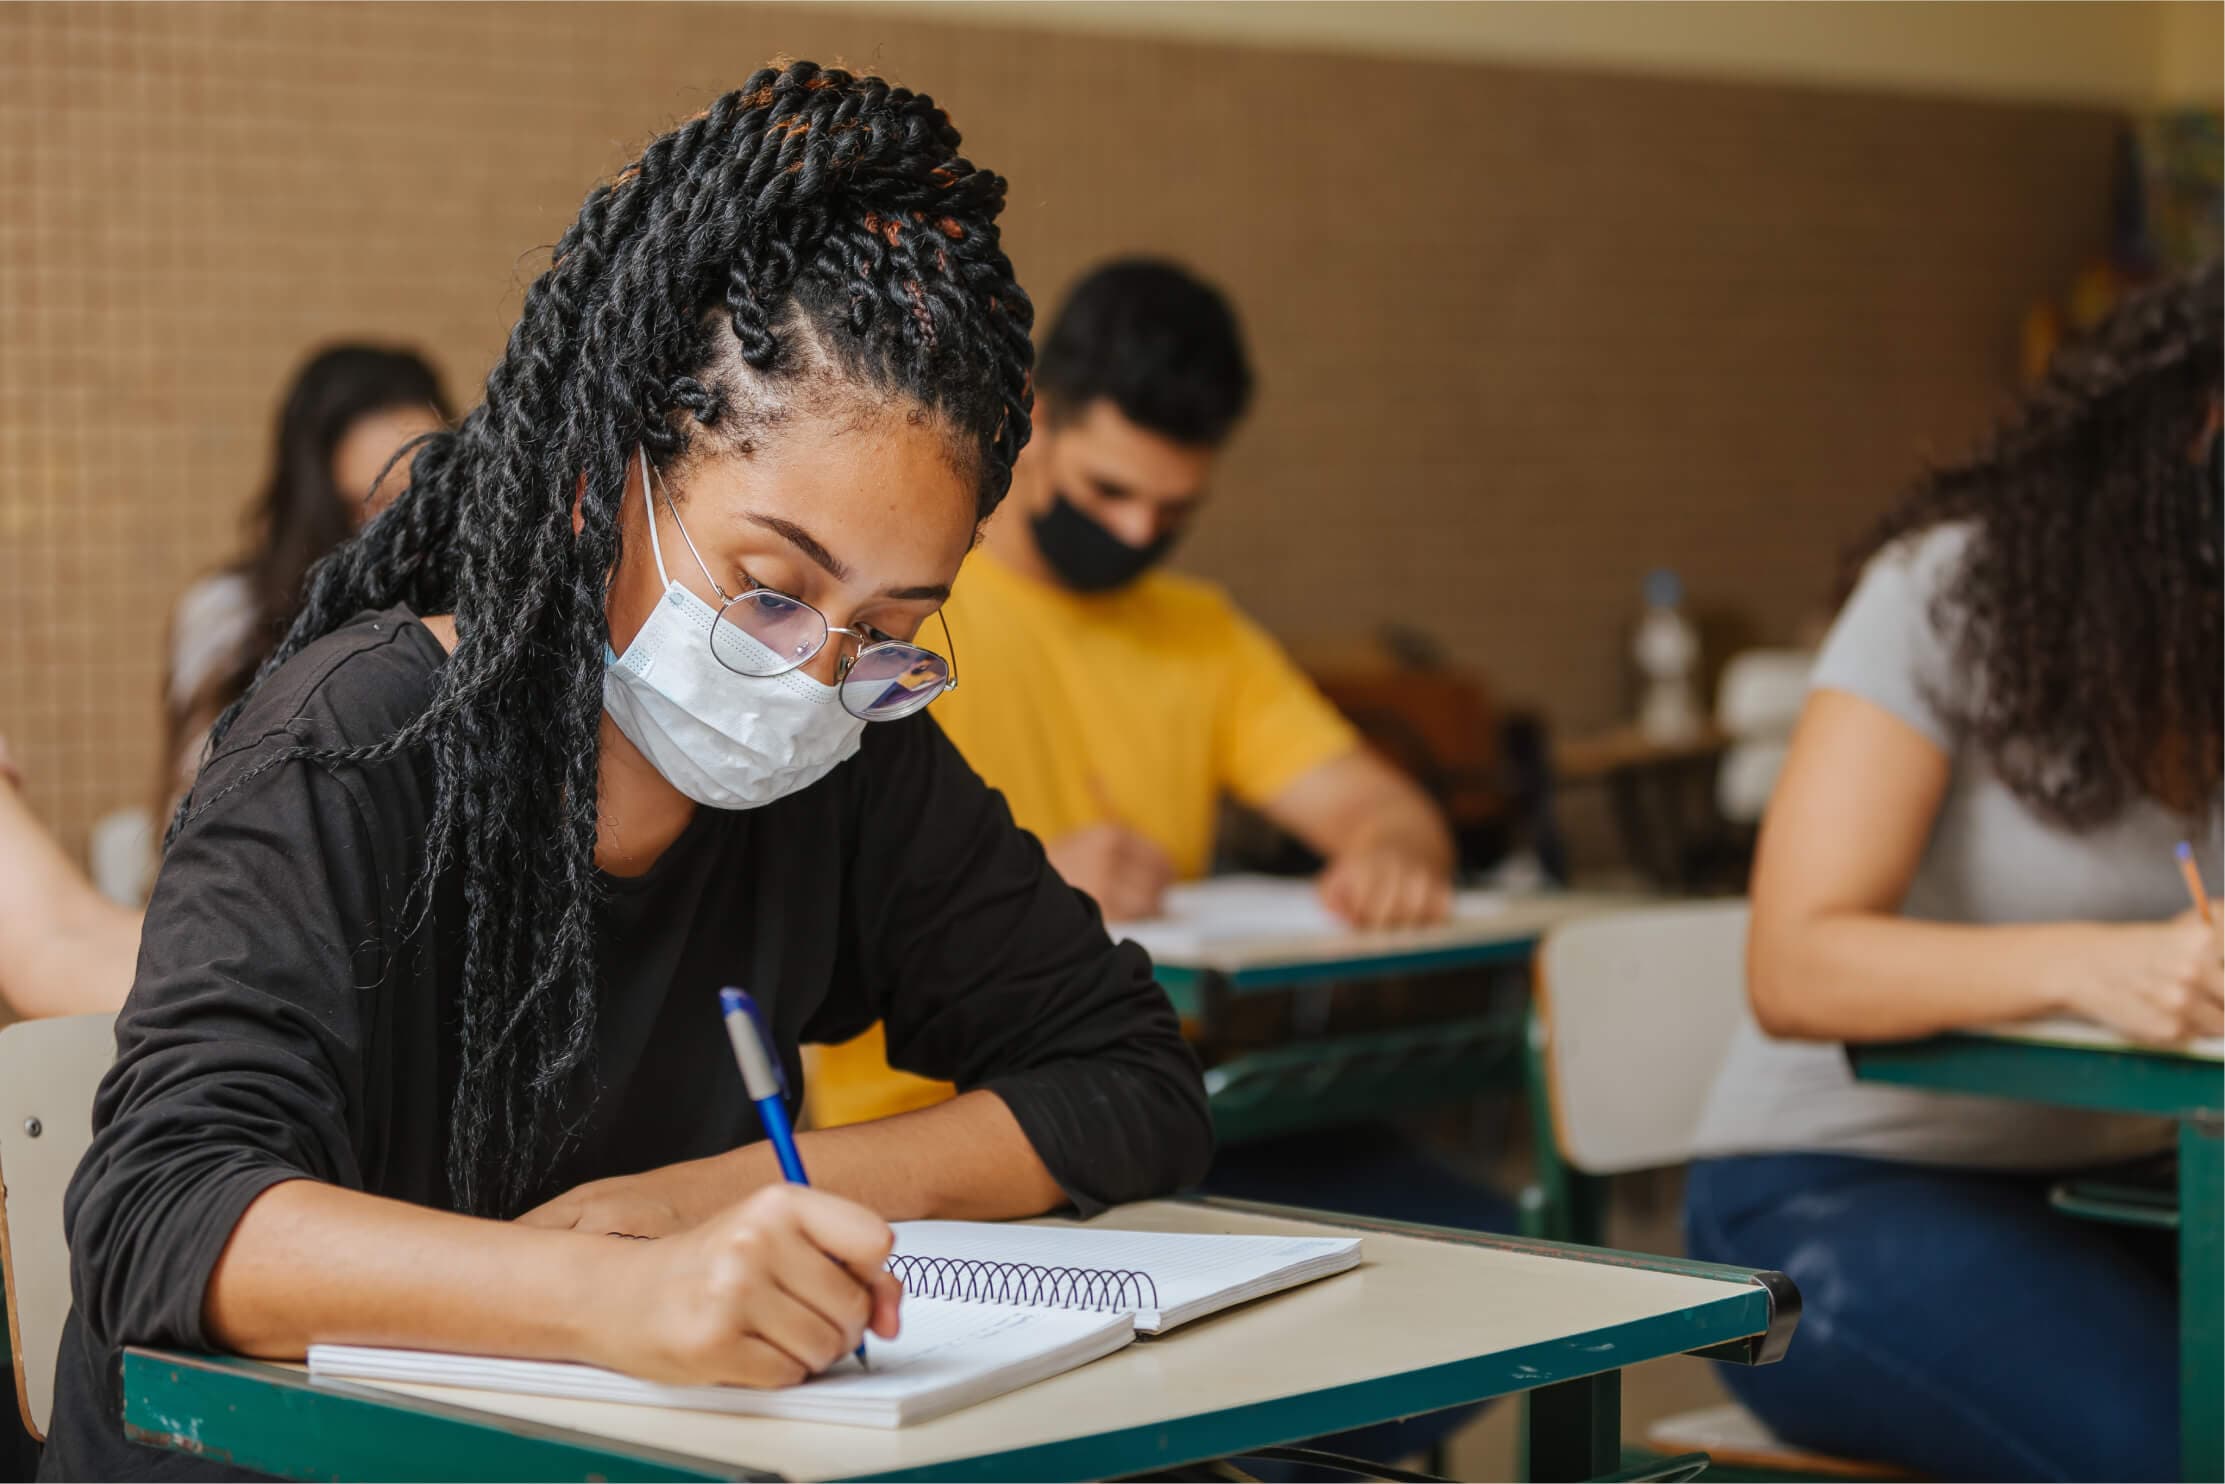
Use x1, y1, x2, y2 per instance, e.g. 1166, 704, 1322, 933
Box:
43, 608, 1212, 1480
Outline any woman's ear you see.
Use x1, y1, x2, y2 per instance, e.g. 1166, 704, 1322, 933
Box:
572, 471, 588, 537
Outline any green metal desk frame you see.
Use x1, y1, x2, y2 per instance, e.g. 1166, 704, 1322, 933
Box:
1851, 1034, 2223, 1484
123, 1203, 1800, 1484
1165, 935, 1543, 1146
1202, 1009, 1524, 1145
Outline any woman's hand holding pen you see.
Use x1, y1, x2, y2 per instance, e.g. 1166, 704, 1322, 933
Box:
586, 1184, 902, 1388
2060, 907, 2224, 1045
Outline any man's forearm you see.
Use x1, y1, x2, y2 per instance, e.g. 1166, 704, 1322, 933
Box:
1342, 796, 1455, 870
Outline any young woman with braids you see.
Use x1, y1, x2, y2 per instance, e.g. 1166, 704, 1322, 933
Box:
0, 345, 447, 1019
45, 65, 1210, 1478
1685, 263, 2223, 1482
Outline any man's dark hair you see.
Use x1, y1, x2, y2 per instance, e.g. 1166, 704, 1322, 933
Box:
1036, 258, 1252, 446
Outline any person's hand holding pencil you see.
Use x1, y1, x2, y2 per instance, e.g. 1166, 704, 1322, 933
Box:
2057, 842, 2224, 1045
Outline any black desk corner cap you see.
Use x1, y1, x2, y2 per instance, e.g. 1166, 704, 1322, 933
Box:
1749, 1268, 1802, 1366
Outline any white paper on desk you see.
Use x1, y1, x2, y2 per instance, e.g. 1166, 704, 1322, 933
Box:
1988, 1015, 2225, 1060
1106, 873, 1508, 958
309, 1298, 1135, 1429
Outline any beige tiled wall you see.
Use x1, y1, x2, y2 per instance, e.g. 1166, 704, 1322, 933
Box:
0, 1, 2118, 855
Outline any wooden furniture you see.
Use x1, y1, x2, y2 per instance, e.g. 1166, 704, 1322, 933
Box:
1550, 725, 1732, 891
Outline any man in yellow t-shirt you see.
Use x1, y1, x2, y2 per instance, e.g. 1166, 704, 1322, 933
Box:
814, 259, 1456, 1127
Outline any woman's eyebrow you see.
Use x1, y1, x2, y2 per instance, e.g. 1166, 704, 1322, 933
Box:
747, 513, 849, 579
885, 581, 952, 602
747, 512, 949, 602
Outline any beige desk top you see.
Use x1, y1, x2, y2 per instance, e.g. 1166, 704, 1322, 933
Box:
1148, 891, 1654, 976
311, 1200, 1765, 1481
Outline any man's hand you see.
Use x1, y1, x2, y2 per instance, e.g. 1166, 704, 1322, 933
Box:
1318, 843, 1451, 929
1267, 749, 1456, 931
1044, 822, 1176, 921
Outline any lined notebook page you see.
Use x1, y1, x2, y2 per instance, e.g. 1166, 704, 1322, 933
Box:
1107, 874, 1508, 957
309, 1298, 1134, 1429
891, 1222, 1362, 1332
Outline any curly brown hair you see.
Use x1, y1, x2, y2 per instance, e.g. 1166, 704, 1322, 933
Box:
1845, 261, 2222, 831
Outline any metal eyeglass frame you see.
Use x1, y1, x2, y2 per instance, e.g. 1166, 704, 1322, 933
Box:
645, 457, 959, 720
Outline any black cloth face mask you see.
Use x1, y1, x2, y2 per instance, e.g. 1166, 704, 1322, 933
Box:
1029, 491, 1179, 593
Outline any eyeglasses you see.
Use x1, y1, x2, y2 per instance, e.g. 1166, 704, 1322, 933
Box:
649, 462, 958, 722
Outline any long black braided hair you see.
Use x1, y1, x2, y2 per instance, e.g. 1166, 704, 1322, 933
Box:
181, 62, 1035, 1215
1843, 260, 2221, 832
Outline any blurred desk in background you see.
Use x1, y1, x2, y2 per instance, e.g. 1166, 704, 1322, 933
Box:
1137, 889, 1650, 1145
1552, 726, 1732, 892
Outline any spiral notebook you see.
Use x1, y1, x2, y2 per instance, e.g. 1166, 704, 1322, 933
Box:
309, 1223, 1361, 1428
887, 1220, 1362, 1333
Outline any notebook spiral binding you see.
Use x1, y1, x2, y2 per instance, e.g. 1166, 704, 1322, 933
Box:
886, 1254, 1160, 1313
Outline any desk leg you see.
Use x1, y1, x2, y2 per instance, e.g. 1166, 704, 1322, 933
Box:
1526, 1370, 1620, 1482
2182, 1117, 2222, 1483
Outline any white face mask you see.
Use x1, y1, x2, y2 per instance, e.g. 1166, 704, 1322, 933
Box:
602, 450, 867, 810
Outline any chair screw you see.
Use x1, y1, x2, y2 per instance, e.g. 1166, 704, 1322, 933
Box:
23, 1118, 39, 1138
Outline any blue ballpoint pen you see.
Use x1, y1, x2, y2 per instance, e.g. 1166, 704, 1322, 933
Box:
719, 987, 869, 1370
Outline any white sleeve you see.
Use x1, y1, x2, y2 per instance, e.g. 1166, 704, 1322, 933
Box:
167, 573, 258, 710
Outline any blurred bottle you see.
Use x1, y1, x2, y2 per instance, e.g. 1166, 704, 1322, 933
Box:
1633, 568, 1703, 743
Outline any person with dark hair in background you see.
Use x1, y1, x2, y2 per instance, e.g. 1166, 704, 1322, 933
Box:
43, 66, 1211, 1479
963, 258, 1456, 924
164, 345, 452, 796
1686, 263, 2222, 1482
0, 343, 448, 1020
810, 258, 1501, 1472
814, 258, 1461, 1127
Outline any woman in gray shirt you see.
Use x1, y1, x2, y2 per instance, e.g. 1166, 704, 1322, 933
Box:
1686, 264, 2221, 1482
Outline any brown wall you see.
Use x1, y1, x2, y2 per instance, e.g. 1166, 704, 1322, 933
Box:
0, 2, 2120, 855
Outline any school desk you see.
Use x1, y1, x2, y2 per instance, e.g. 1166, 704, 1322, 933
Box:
1148, 892, 1648, 1144
1550, 726, 1734, 891
1850, 1021, 2223, 1483
122, 1196, 1799, 1482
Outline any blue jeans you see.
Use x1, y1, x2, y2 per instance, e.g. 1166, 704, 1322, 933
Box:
1202, 1124, 1516, 1476
1685, 1152, 2178, 1483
